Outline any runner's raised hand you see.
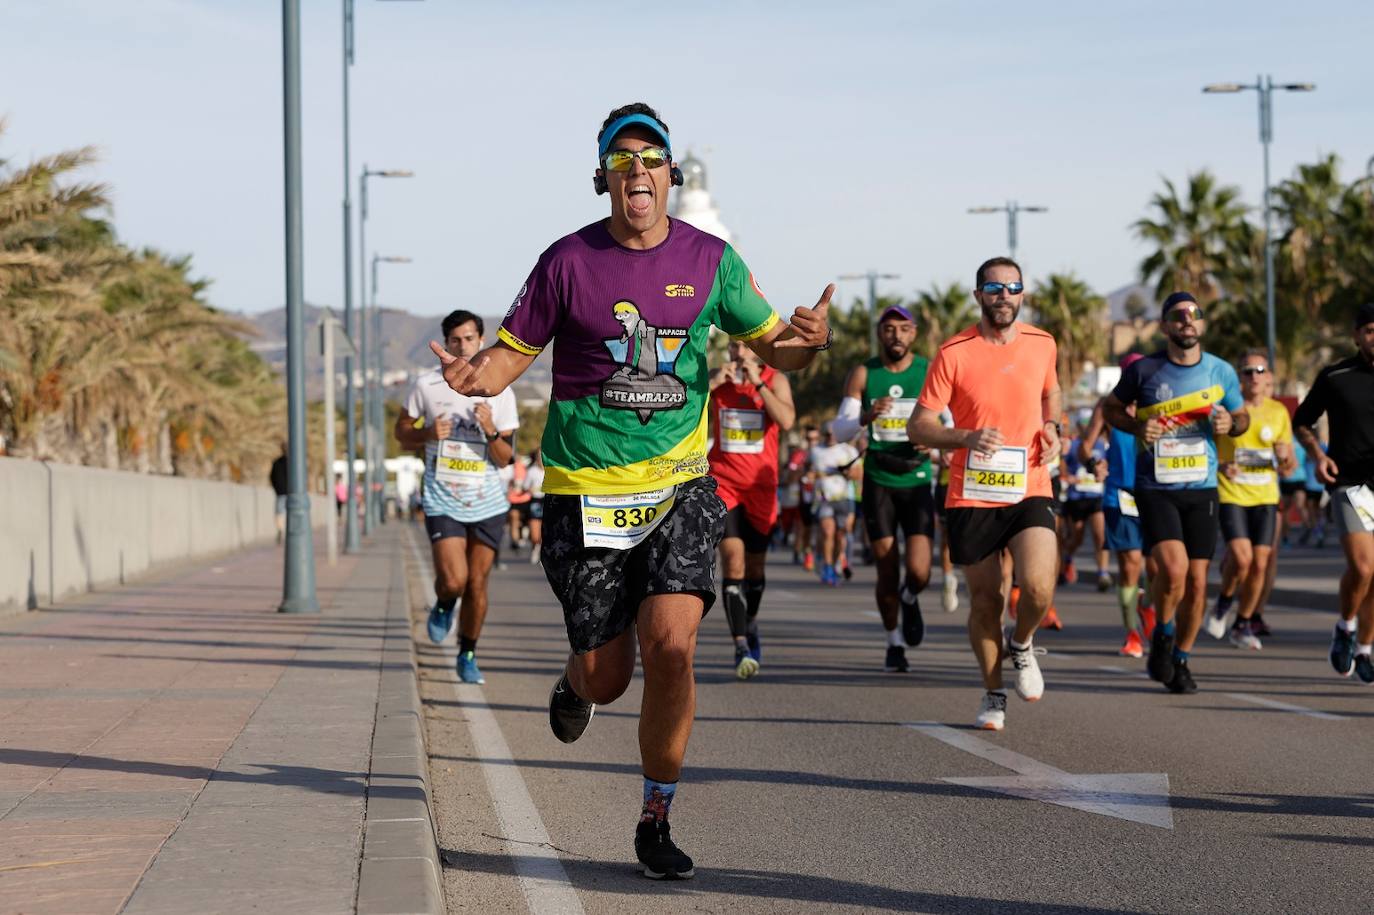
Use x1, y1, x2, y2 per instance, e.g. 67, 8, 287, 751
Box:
775, 284, 834, 349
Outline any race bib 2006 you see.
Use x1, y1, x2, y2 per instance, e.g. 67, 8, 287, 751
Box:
962, 447, 1027, 504
435, 432, 488, 491
1154, 436, 1207, 484
1117, 489, 1139, 517
580, 487, 677, 550
1234, 447, 1275, 487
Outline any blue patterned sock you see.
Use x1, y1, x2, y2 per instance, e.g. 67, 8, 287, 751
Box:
1173, 647, 1189, 663
640, 778, 677, 823
1160, 619, 1176, 636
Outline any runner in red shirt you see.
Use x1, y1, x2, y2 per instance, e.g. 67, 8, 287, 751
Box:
709, 340, 796, 678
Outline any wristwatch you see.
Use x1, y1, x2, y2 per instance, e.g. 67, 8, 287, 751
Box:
811, 327, 834, 352
484, 429, 500, 442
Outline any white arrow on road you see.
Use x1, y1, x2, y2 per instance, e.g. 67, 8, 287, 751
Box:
907, 722, 1174, 830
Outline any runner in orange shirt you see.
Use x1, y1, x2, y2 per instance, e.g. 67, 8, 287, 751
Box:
907, 256, 1062, 731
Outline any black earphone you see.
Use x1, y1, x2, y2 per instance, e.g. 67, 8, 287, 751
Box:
593, 165, 684, 196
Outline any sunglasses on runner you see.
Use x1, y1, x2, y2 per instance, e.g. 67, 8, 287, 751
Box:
1165, 304, 1205, 323
600, 147, 671, 172
979, 282, 1024, 295
1240, 365, 1267, 376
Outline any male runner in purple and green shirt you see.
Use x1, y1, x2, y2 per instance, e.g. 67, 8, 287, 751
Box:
428, 102, 833, 880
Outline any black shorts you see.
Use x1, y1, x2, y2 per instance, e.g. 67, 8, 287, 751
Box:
946, 497, 1058, 567
862, 477, 935, 542
935, 482, 949, 520
723, 503, 772, 554
424, 511, 506, 551
513, 501, 532, 522
540, 475, 726, 654
1219, 502, 1277, 547
1279, 480, 1306, 497
1136, 488, 1219, 560
799, 501, 815, 525
1062, 498, 1103, 522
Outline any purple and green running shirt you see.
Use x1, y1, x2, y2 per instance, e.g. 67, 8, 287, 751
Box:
497, 218, 780, 495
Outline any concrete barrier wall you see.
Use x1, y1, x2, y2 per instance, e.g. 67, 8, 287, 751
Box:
1, 458, 332, 613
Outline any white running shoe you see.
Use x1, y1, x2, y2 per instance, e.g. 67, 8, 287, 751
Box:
941, 575, 959, 614
1006, 640, 1045, 702
529, 543, 542, 564
1204, 599, 1236, 640
1229, 626, 1262, 651
975, 691, 1007, 730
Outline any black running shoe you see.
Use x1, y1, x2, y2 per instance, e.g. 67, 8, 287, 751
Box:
1251, 612, 1272, 637
1355, 653, 1374, 685
635, 819, 695, 880
1331, 625, 1357, 677
1165, 658, 1198, 694
884, 645, 909, 672
1147, 626, 1176, 683
900, 590, 925, 647
548, 674, 595, 743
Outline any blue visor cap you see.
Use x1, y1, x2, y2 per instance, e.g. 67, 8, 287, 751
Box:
597, 113, 671, 160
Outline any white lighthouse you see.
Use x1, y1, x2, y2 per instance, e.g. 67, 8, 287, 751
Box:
670, 150, 733, 244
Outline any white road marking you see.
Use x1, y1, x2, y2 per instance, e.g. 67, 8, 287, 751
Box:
907, 721, 1174, 829
406, 531, 585, 915
1224, 692, 1347, 722
1099, 664, 1150, 680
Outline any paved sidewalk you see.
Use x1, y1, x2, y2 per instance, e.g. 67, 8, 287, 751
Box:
0, 527, 441, 914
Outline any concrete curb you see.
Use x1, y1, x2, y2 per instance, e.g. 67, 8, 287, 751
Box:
356, 548, 445, 915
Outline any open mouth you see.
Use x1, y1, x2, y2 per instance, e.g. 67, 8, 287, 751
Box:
626, 183, 654, 217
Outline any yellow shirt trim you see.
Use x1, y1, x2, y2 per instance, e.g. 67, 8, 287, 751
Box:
497, 326, 543, 356
1136, 384, 1225, 421
731, 311, 781, 343
542, 407, 711, 496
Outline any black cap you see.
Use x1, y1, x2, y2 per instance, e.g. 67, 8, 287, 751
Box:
1355, 302, 1374, 329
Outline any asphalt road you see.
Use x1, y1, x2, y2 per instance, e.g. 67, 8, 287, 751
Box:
407, 527, 1372, 914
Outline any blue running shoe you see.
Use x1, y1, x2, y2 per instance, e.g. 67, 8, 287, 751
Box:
1331, 624, 1357, 677
457, 650, 485, 684
426, 602, 454, 644
746, 628, 761, 663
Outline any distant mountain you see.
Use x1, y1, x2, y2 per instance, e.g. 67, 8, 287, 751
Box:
1105, 283, 1155, 323
234, 305, 551, 404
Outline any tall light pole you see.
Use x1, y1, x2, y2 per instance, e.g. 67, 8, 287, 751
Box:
279, 0, 319, 613
358, 165, 412, 533
838, 270, 900, 356
370, 253, 412, 526
967, 201, 1047, 263
340, 0, 360, 553
1203, 77, 1316, 371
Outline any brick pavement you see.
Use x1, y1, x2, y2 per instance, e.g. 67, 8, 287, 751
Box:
0, 526, 441, 914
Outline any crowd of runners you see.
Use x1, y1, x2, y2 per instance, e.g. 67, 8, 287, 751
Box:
397, 102, 1374, 881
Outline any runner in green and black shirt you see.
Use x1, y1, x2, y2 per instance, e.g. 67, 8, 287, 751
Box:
832, 305, 934, 672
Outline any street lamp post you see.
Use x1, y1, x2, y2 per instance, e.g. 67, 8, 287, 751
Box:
967, 201, 1047, 263
340, 0, 361, 553
278, 0, 319, 613
838, 270, 900, 356
370, 253, 412, 525
1203, 76, 1315, 371
357, 165, 413, 533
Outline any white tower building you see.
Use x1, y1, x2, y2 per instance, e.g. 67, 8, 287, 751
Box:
670, 150, 733, 244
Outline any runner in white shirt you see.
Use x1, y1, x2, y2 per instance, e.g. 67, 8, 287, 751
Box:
395, 310, 518, 685
808, 423, 862, 588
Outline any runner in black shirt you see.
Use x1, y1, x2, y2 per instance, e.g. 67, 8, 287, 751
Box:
1294, 302, 1374, 682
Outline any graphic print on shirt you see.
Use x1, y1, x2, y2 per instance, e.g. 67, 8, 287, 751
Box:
600, 300, 689, 424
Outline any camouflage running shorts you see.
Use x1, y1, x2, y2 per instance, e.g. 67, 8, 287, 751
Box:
540, 475, 726, 654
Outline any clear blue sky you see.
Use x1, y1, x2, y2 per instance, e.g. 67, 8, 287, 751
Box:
4, 0, 1373, 318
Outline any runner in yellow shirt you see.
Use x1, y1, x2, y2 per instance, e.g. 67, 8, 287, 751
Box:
1204, 350, 1296, 649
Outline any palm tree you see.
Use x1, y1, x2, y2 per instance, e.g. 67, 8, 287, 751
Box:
1029, 273, 1107, 397
1134, 170, 1251, 305
909, 282, 976, 359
